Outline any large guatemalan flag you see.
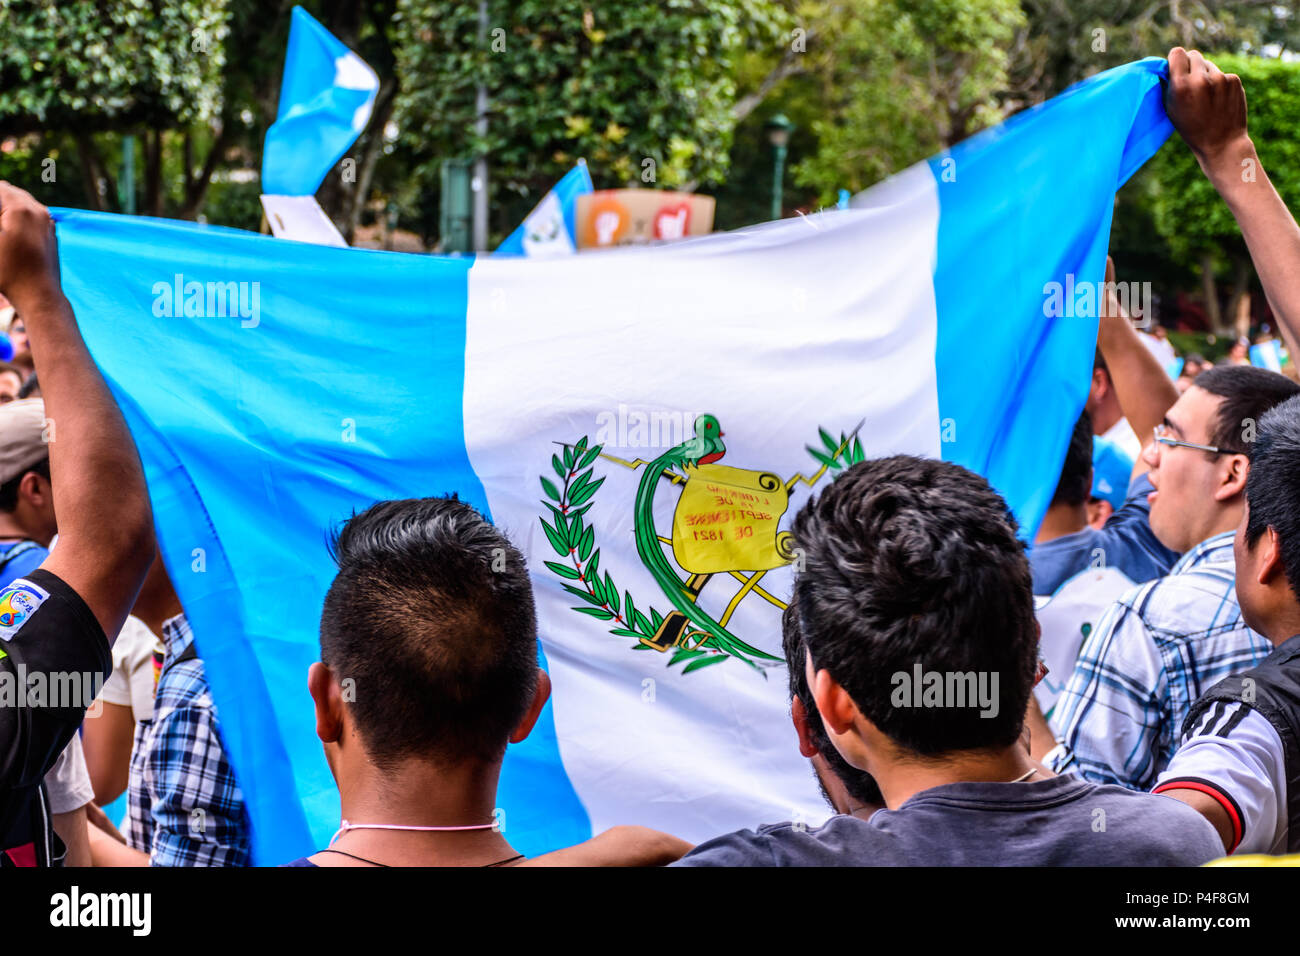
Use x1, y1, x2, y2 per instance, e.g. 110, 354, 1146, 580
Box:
51, 59, 1172, 864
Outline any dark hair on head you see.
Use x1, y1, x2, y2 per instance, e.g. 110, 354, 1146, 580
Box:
0, 362, 23, 381
1245, 394, 1300, 596
1051, 410, 1093, 508
1193, 365, 1300, 456
782, 594, 883, 806
0, 457, 49, 512
17, 373, 38, 400
791, 456, 1037, 757
320, 495, 539, 769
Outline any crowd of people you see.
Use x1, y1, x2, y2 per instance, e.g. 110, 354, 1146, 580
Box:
4, 47, 1300, 868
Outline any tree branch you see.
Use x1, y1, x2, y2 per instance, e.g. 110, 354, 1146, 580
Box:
341, 77, 398, 240
731, 30, 818, 124
180, 121, 231, 220
71, 131, 114, 212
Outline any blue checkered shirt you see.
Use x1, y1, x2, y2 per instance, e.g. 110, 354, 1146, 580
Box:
125, 614, 251, 866
1046, 532, 1271, 791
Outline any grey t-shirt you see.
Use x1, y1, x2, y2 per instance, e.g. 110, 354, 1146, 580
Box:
673, 775, 1222, 866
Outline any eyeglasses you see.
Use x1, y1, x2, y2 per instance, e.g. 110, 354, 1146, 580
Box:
1153, 423, 1223, 455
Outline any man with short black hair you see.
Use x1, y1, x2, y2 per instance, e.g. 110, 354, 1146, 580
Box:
1155, 394, 1300, 855
291, 495, 689, 867
674, 457, 1220, 866
1048, 365, 1300, 790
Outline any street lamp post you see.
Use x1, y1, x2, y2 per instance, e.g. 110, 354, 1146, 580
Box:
765, 113, 794, 221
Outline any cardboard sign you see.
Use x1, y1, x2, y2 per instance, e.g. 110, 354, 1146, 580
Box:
575, 190, 715, 249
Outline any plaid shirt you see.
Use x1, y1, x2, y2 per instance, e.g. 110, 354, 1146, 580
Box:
1046, 532, 1271, 791
125, 614, 251, 866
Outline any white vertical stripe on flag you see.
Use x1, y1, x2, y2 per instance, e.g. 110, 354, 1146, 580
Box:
463, 162, 942, 841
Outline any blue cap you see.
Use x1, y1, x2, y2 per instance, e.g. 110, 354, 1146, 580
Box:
1090, 434, 1134, 510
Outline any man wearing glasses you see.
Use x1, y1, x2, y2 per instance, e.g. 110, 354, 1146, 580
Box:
1045, 365, 1300, 791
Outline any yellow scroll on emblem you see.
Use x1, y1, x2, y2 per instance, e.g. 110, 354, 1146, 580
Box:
670, 464, 794, 574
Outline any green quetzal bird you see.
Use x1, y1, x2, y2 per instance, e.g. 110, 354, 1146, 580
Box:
633, 414, 780, 666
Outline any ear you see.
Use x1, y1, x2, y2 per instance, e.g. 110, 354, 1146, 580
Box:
509, 668, 551, 744
790, 696, 820, 759
1020, 617, 1045, 686
1257, 527, 1287, 586
1029, 621, 1050, 686
308, 661, 344, 744
810, 665, 859, 738
1214, 453, 1250, 503
20, 470, 48, 507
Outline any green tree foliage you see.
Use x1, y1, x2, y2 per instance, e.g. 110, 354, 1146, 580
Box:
0, 0, 243, 217
785, 0, 1023, 204
395, 0, 785, 238
0, 0, 229, 131
1146, 53, 1300, 331
1012, 1, 1300, 103
2, 0, 1297, 272
1002, 5, 1300, 334
0, 1, 387, 227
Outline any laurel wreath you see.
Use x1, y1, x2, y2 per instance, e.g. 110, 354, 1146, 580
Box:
540, 436, 730, 673
538, 427, 864, 674
806, 427, 866, 472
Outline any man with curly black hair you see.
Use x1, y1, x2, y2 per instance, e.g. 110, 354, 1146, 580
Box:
675, 457, 1222, 865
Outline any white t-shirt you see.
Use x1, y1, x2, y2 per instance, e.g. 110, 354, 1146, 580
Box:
1139, 331, 1177, 370
1033, 566, 1135, 719
43, 733, 94, 815
1155, 700, 1289, 855
96, 615, 159, 722
1102, 416, 1143, 463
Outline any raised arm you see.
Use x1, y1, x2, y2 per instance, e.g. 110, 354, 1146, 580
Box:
1098, 255, 1179, 477
0, 183, 154, 639
1165, 46, 1300, 361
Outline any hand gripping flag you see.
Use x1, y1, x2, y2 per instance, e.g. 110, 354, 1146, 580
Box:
53, 59, 1173, 864
261, 6, 379, 197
